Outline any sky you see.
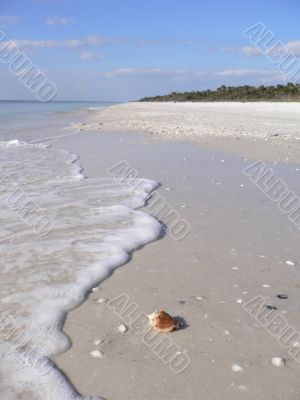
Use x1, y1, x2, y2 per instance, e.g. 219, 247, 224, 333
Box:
0, 0, 299, 101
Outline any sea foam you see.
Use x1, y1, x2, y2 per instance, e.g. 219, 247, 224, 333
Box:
0, 140, 161, 399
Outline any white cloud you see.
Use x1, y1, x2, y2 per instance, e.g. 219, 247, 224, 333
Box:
230, 40, 300, 58
0, 15, 20, 27
222, 46, 262, 56
85, 35, 121, 45
139, 39, 164, 46
46, 16, 74, 26
215, 69, 276, 77
222, 46, 239, 54
177, 40, 196, 46
5, 39, 82, 50
215, 68, 286, 82
80, 51, 104, 61
2, 36, 121, 51
65, 39, 82, 48
241, 46, 263, 56
286, 40, 300, 56
104, 68, 190, 78
103, 67, 287, 85
0, 66, 291, 102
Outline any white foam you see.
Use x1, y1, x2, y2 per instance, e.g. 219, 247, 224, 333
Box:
0, 140, 161, 399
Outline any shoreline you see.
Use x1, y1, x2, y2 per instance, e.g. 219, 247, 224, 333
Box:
50, 124, 300, 400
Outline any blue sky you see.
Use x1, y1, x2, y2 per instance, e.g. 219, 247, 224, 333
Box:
0, 0, 299, 100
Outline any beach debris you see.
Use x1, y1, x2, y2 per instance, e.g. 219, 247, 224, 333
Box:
285, 260, 296, 266
194, 296, 204, 301
232, 364, 243, 372
90, 350, 103, 359
277, 294, 288, 300
148, 310, 179, 333
262, 284, 271, 288
236, 299, 243, 304
94, 339, 103, 346
265, 305, 277, 310
97, 297, 107, 304
271, 357, 286, 367
92, 287, 99, 292
118, 324, 128, 334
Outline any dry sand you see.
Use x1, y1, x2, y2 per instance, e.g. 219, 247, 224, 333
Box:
50, 103, 300, 400
72, 101, 300, 164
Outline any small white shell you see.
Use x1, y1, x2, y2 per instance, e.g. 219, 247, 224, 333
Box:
94, 339, 103, 346
285, 260, 296, 266
92, 287, 99, 292
118, 324, 128, 333
90, 350, 103, 358
97, 297, 107, 304
232, 364, 243, 372
272, 357, 285, 367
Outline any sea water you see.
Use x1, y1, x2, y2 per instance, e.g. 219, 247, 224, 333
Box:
0, 102, 161, 399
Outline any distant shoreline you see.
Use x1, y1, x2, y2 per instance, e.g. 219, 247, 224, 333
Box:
76, 101, 300, 164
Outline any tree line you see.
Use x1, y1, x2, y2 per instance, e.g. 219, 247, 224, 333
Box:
139, 83, 300, 102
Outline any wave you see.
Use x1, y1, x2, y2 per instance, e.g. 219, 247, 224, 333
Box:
0, 140, 161, 399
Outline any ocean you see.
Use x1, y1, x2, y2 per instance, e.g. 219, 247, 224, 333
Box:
0, 101, 161, 399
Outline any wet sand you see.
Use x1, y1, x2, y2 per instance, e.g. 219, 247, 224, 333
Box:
49, 125, 300, 400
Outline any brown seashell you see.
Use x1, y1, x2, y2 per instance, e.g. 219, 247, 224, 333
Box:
148, 310, 179, 333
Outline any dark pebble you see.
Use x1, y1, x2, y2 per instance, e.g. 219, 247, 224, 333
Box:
277, 294, 288, 300
265, 305, 277, 310
178, 300, 186, 305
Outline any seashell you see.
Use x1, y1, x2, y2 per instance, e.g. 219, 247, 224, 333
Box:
90, 350, 103, 358
194, 296, 204, 301
148, 310, 179, 333
285, 260, 296, 266
232, 364, 243, 372
272, 357, 286, 367
265, 305, 277, 310
118, 324, 128, 334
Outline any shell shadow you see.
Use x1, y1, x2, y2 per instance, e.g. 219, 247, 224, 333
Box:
174, 315, 189, 330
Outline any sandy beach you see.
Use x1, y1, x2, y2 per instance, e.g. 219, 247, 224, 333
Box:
72, 102, 300, 164
49, 102, 300, 400
2, 2, 300, 398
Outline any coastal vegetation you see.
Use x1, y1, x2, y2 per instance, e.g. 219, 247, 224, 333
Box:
139, 83, 300, 102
